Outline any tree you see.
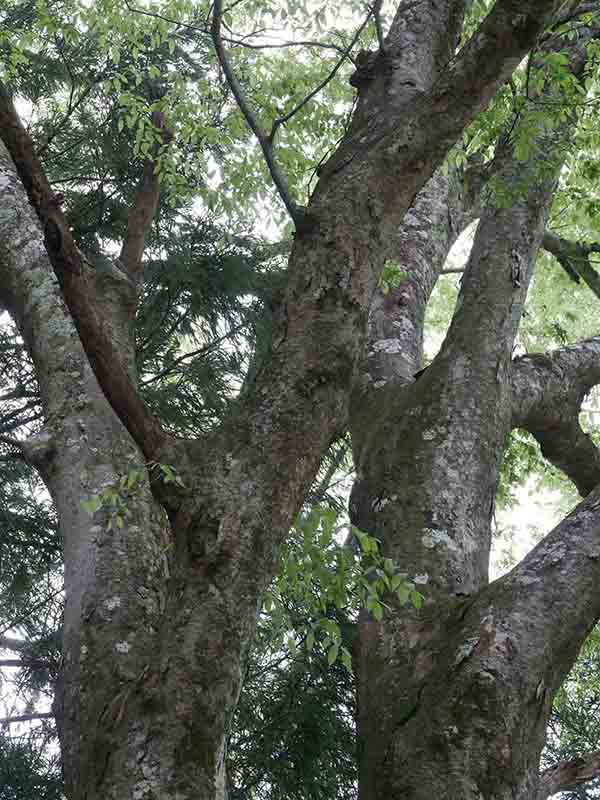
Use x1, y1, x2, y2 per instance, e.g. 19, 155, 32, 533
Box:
1, 0, 600, 798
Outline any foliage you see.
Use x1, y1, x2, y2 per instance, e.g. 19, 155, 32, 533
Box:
543, 626, 600, 799
1, 0, 600, 796
497, 429, 580, 512
0, 729, 62, 800
229, 629, 357, 800
266, 505, 423, 670
378, 262, 408, 296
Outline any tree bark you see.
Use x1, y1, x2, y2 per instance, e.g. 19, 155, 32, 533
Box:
0, 0, 580, 797
351, 27, 600, 800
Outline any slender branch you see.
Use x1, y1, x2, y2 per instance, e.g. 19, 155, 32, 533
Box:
269, 5, 374, 137
0, 402, 42, 434
0, 711, 54, 725
373, 0, 386, 53
442, 230, 600, 289
550, 1, 600, 29
441, 267, 465, 274
306, 438, 350, 507
0, 386, 38, 402
125, 0, 348, 54
538, 750, 600, 800
119, 108, 172, 281
0, 587, 64, 639
210, 0, 305, 225
0, 434, 23, 451
0, 635, 27, 651
37, 81, 96, 158
140, 323, 247, 386
0, 658, 48, 668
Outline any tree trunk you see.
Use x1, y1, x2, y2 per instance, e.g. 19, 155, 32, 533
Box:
351, 30, 600, 800
0, 1, 576, 797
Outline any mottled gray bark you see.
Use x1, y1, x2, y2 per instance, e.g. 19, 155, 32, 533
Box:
0, 0, 575, 797
357, 168, 476, 392
351, 27, 600, 800
512, 339, 600, 495
0, 142, 174, 799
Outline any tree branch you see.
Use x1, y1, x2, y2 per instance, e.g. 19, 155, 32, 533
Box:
538, 749, 600, 799
542, 230, 600, 300
210, 0, 306, 226
268, 4, 374, 139
119, 109, 172, 282
373, 0, 386, 52
511, 338, 600, 495
0, 711, 54, 725
140, 323, 247, 387
550, 1, 600, 29
443, 229, 600, 288
0, 636, 27, 651
124, 0, 349, 55
0, 87, 168, 465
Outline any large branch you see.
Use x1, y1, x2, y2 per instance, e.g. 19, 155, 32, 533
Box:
538, 750, 600, 799
321, 0, 568, 193
0, 87, 168, 465
543, 230, 600, 300
511, 339, 600, 495
469, 485, 600, 769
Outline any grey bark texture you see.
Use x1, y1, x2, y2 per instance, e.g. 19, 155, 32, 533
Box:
0, 0, 597, 798
350, 22, 600, 800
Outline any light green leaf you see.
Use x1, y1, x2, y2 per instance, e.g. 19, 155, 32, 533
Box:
82, 497, 102, 515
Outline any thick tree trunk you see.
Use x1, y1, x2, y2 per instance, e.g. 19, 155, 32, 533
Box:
351, 30, 599, 800
0, 1, 574, 797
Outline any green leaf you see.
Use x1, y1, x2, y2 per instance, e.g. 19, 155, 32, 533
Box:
327, 644, 339, 665
82, 497, 102, 515
397, 585, 410, 605
341, 647, 353, 672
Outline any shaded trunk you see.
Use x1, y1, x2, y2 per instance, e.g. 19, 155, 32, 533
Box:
351, 30, 599, 800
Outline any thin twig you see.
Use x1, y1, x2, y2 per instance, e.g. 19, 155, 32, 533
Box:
373, 0, 386, 53
550, 1, 599, 29
123, 1, 346, 54
0, 587, 64, 639
268, 5, 374, 139
37, 82, 97, 158
140, 323, 247, 386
